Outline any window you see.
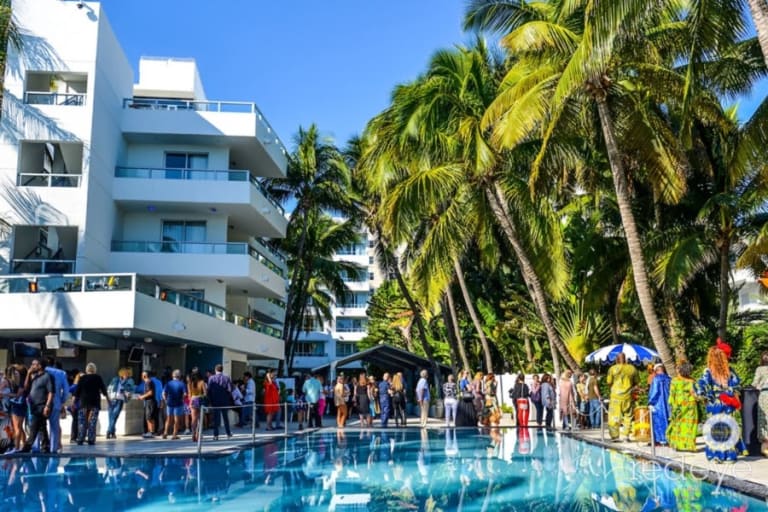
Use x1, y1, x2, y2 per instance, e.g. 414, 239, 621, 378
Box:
368, 256, 374, 264
294, 342, 326, 357
161, 221, 206, 252
301, 316, 323, 331
336, 318, 367, 333
164, 152, 208, 179
338, 292, 368, 308
336, 342, 359, 357
341, 269, 367, 282
367, 239, 374, 248
165, 152, 208, 169
368, 272, 374, 281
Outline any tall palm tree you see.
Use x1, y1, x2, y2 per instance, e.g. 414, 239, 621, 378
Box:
362, 42, 579, 370
747, 0, 768, 67
263, 125, 357, 373
465, 0, 687, 372
0, 0, 20, 116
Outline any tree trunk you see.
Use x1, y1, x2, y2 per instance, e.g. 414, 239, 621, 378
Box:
664, 300, 687, 363
484, 185, 580, 371
594, 95, 676, 375
748, 0, 768, 68
718, 238, 730, 340
445, 285, 472, 372
397, 316, 415, 353
441, 295, 460, 374
523, 331, 534, 371
453, 258, 494, 372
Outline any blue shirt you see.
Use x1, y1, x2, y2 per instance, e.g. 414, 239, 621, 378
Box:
378, 381, 391, 404
163, 379, 186, 408
152, 377, 164, 403
45, 366, 69, 409
416, 377, 430, 402
302, 377, 322, 404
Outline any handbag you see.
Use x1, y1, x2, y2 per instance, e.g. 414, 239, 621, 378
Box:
461, 390, 474, 401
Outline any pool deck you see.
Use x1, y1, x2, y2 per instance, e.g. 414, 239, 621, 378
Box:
3, 417, 768, 500
571, 427, 768, 500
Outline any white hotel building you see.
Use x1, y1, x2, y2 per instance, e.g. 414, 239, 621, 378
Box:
291, 230, 385, 375
0, 0, 288, 378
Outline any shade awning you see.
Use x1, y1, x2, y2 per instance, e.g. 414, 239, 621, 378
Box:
311, 343, 451, 376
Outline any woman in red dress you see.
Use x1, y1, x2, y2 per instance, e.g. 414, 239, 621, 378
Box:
263, 370, 280, 431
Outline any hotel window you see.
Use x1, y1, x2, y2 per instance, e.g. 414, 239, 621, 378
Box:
161, 221, 206, 252
164, 152, 208, 179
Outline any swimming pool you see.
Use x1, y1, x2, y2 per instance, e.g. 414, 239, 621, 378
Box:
0, 428, 764, 510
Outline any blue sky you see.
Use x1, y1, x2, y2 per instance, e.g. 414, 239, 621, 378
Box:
100, 0, 466, 149
99, 0, 766, 152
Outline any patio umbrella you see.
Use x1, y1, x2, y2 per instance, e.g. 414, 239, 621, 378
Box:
584, 343, 659, 365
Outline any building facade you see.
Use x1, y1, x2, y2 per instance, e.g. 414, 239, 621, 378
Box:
292, 228, 385, 374
0, 0, 288, 378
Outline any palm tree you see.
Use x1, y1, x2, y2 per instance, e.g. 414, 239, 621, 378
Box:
361, 43, 579, 370
0, 0, 20, 115
747, 0, 768, 67
464, 0, 687, 372
263, 125, 357, 373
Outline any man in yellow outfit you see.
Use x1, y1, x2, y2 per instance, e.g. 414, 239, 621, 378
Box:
606, 353, 638, 441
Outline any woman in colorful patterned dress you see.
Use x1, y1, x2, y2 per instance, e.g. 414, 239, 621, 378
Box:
695, 345, 747, 462
667, 361, 698, 451
751, 351, 768, 456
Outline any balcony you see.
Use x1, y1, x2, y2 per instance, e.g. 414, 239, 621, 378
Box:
16, 172, 81, 187
121, 98, 287, 178
24, 92, 86, 106
0, 273, 283, 359
113, 167, 287, 238
12, 259, 75, 274
251, 297, 286, 324
110, 240, 286, 298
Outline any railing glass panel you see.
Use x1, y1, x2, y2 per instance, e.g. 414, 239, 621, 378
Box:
25, 92, 86, 106
17, 173, 81, 187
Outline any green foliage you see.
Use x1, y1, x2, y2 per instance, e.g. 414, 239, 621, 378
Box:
358, 281, 409, 351
731, 321, 768, 386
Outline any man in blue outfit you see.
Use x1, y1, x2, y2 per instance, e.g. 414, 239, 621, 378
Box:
207, 364, 234, 439
378, 373, 392, 428
44, 356, 69, 453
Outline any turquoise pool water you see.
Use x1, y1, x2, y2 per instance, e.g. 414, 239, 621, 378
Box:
0, 428, 765, 510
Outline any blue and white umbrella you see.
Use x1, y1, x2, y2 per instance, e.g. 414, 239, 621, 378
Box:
585, 343, 659, 365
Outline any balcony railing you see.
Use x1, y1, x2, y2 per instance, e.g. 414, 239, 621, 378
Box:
24, 92, 86, 106
0, 272, 283, 338
122, 98, 289, 160
114, 166, 285, 216
111, 240, 285, 278
17, 172, 81, 188
12, 259, 75, 274
335, 326, 368, 333
123, 98, 256, 113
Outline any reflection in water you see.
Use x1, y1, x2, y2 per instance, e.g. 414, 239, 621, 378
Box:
0, 428, 764, 510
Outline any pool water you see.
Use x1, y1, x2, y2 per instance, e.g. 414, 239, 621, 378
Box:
0, 428, 765, 511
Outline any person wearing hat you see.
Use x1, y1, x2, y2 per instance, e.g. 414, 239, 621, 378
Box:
647, 363, 671, 446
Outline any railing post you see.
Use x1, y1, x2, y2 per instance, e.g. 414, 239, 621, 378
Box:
284, 401, 289, 436
601, 399, 606, 443
197, 405, 205, 455
649, 406, 656, 456
251, 402, 257, 443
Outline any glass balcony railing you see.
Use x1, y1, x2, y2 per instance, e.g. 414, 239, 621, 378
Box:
111, 241, 286, 278
17, 172, 81, 187
0, 272, 283, 339
114, 166, 285, 216
25, 92, 86, 106
12, 259, 75, 274
123, 98, 256, 113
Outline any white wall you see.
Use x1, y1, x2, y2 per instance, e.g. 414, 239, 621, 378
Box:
134, 58, 207, 100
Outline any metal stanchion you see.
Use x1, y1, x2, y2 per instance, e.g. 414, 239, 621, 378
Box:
649, 406, 656, 456
600, 399, 607, 442
197, 405, 205, 455
251, 402, 256, 443
284, 401, 289, 436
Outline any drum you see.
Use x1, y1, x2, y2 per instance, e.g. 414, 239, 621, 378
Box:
633, 406, 651, 442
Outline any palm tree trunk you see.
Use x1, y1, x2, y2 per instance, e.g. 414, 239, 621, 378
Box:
748, 0, 768, 67
485, 185, 580, 371
594, 95, 676, 375
397, 316, 415, 353
441, 296, 459, 374
445, 286, 472, 372
453, 258, 494, 372
718, 238, 730, 340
